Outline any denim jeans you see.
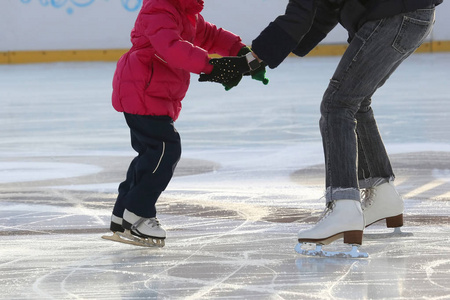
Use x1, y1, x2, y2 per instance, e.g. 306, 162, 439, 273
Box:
320, 7, 436, 205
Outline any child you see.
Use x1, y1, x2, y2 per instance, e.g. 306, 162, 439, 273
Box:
104, 0, 248, 247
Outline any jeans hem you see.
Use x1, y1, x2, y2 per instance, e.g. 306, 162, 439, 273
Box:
325, 187, 360, 205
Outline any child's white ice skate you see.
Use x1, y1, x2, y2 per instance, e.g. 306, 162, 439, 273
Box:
362, 181, 410, 238
102, 210, 166, 247
295, 200, 368, 258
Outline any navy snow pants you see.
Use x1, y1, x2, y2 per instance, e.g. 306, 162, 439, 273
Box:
112, 113, 181, 218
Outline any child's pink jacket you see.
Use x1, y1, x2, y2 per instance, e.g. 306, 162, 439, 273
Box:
112, 0, 245, 120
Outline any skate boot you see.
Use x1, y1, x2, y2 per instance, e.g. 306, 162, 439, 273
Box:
295, 200, 368, 258
102, 210, 166, 247
121, 209, 166, 247
123, 209, 166, 239
110, 214, 124, 233
101, 214, 126, 243
361, 181, 404, 229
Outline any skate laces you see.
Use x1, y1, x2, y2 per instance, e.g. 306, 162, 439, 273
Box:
132, 217, 161, 230
361, 188, 376, 209
318, 202, 335, 223
145, 217, 161, 228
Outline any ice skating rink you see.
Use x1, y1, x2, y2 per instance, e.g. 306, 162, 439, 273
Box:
1, 53, 449, 299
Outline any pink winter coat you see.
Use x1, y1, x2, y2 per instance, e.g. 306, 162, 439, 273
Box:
112, 0, 245, 120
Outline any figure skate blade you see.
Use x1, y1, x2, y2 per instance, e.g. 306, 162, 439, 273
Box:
295, 243, 368, 258
102, 231, 165, 248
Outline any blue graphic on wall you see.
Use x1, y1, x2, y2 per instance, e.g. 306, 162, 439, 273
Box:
20, 0, 142, 15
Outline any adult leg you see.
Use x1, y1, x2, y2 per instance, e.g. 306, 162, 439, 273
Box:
321, 7, 436, 204
298, 7, 436, 246
355, 8, 436, 227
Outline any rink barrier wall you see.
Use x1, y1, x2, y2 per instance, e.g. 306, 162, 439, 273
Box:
1, 41, 449, 65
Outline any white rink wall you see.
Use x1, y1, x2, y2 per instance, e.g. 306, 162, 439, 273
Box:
1, 0, 449, 52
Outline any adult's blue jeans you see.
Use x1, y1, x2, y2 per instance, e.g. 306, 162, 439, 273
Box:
320, 7, 436, 205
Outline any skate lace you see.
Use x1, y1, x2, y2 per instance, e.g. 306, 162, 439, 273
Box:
132, 217, 161, 231
361, 188, 376, 210
144, 217, 161, 228
318, 202, 335, 223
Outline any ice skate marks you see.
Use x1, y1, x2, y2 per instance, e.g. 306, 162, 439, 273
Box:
102, 230, 165, 248
295, 243, 368, 258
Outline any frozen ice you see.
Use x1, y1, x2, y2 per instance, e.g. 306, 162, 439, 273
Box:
1, 53, 450, 299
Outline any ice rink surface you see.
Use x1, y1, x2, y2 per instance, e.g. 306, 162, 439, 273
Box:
0, 53, 449, 299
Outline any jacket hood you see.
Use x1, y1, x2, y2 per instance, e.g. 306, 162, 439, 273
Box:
171, 0, 204, 15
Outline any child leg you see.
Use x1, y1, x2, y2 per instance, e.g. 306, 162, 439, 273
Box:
111, 113, 181, 230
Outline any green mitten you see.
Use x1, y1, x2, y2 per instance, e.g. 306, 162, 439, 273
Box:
238, 46, 269, 85
251, 63, 269, 85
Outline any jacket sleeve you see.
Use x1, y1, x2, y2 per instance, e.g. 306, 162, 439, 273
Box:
252, 0, 317, 68
139, 11, 213, 74
292, 0, 339, 57
193, 14, 246, 57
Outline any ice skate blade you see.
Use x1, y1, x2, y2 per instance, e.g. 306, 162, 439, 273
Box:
364, 227, 413, 240
102, 231, 165, 248
295, 243, 368, 259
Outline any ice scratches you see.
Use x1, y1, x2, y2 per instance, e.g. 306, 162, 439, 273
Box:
183, 264, 246, 300
424, 259, 450, 291
303, 260, 352, 298
145, 255, 286, 300
158, 197, 317, 224
136, 211, 290, 299
0, 227, 107, 236
0, 189, 107, 238
0, 189, 111, 211
32, 252, 110, 300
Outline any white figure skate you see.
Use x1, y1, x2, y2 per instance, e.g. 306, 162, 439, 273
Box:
362, 181, 408, 236
102, 210, 166, 247
295, 200, 368, 258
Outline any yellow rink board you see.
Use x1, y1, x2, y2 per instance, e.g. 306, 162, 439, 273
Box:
1, 41, 449, 64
